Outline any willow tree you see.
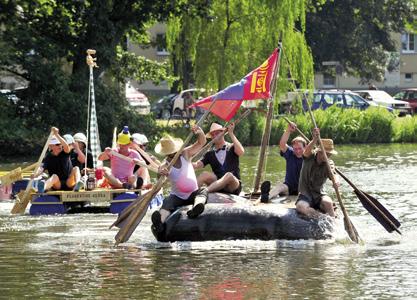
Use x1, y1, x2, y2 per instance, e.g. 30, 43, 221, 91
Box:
166, 0, 320, 94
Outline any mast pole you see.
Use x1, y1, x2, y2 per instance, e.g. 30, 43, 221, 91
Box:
252, 43, 282, 192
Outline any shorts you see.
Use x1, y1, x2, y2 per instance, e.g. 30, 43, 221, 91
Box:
295, 193, 323, 210
219, 180, 242, 196
52, 179, 72, 191
161, 188, 208, 212
284, 182, 299, 196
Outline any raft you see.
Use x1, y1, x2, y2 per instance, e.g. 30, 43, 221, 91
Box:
12, 179, 163, 215
152, 192, 335, 242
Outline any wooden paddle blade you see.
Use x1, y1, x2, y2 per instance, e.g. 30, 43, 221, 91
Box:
342, 217, 360, 243
109, 194, 143, 229
0, 168, 22, 186
11, 187, 36, 214
114, 195, 152, 245
354, 190, 401, 234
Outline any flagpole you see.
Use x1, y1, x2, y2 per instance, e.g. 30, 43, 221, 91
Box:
85, 49, 100, 169
252, 43, 282, 193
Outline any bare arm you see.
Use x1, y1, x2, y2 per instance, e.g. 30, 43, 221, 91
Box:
192, 160, 204, 170
51, 127, 70, 153
228, 123, 244, 156
303, 128, 319, 158
279, 122, 297, 152
184, 125, 207, 159
73, 142, 86, 164
98, 147, 112, 161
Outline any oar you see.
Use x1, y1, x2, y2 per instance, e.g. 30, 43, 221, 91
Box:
0, 163, 37, 186
112, 127, 117, 149
113, 100, 217, 245
305, 101, 360, 243
132, 143, 160, 170
282, 116, 401, 234
11, 132, 53, 214
110, 150, 158, 174
192, 108, 252, 161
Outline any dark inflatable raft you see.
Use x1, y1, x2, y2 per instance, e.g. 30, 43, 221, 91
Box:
152, 192, 335, 242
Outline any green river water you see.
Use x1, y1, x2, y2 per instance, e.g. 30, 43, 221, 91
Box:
0, 144, 416, 299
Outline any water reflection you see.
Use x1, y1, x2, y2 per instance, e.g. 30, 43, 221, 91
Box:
0, 144, 417, 299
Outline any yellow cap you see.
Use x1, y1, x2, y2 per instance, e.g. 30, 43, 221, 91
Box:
117, 127, 131, 145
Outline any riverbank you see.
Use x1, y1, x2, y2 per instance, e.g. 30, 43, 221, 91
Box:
158, 106, 417, 146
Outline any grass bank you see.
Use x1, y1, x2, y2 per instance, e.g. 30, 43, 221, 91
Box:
156, 106, 417, 146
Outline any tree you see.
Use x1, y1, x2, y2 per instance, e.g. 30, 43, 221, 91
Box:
167, 0, 319, 97
305, 0, 417, 82
0, 0, 209, 155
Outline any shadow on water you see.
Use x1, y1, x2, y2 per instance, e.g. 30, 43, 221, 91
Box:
1, 143, 417, 299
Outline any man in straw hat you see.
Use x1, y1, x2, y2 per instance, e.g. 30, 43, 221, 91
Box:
296, 128, 340, 218
263, 121, 306, 202
98, 126, 143, 189
151, 125, 208, 235
193, 122, 244, 195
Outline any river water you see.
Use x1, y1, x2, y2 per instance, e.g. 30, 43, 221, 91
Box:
0, 144, 416, 299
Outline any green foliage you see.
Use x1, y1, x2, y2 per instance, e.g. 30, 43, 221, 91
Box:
167, 0, 315, 94
392, 116, 417, 142
306, 0, 417, 82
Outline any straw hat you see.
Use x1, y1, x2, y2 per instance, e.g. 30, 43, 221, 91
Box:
155, 135, 183, 156
317, 139, 338, 155
206, 123, 226, 138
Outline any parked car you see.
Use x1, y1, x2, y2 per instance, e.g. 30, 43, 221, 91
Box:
355, 90, 412, 116
393, 88, 417, 113
151, 93, 177, 119
304, 90, 392, 112
125, 83, 150, 115
171, 88, 205, 118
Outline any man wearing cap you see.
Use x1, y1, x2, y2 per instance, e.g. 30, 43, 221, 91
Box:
32, 127, 81, 191
151, 125, 208, 236
71, 132, 94, 172
193, 122, 244, 195
264, 121, 306, 201
98, 126, 142, 189
296, 128, 340, 218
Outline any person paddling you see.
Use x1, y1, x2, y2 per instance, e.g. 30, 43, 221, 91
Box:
151, 125, 208, 235
296, 128, 340, 218
264, 121, 306, 201
193, 122, 244, 195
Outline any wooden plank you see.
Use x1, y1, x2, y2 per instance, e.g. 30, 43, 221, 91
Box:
61, 191, 113, 202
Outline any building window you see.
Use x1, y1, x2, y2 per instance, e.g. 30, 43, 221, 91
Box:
156, 33, 169, 56
405, 73, 413, 82
401, 33, 416, 53
323, 73, 336, 87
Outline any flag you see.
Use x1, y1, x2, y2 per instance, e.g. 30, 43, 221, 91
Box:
191, 48, 279, 121
88, 67, 101, 168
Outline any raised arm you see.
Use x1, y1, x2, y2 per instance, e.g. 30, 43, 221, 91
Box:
98, 147, 112, 161
51, 127, 70, 153
228, 122, 244, 156
184, 125, 206, 159
279, 122, 297, 152
303, 127, 319, 158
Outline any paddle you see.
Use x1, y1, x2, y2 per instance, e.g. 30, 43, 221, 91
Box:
113, 100, 217, 245
0, 163, 37, 186
192, 108, 252, 161
305, 101, 360, 243
110, 150, 159, 174
282, 116, 401, 234
11, 132, 53, 214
